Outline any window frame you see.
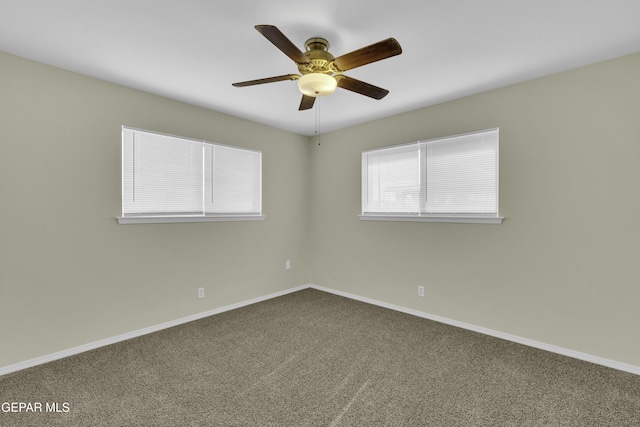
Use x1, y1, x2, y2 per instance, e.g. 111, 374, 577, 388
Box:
359, 128, 503, 224
117, 126, 264, 225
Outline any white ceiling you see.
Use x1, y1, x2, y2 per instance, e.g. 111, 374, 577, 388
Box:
2, 1, 640, 136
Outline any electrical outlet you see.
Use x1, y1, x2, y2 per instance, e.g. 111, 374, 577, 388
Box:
198, 287, 205, 299
285, 260, 291, 270
418, 286, 425, 297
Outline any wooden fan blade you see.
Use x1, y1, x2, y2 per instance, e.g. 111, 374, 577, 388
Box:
337, 76, 389, 100
333, 38, 402, 71
255, 25, 310, 64
299, 94, 316, 110
232, 74, 299, 87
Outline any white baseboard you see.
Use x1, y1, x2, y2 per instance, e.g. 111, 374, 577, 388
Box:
309, 284, 640, 376
3, 283, 639, 377
0, 285, 308, 377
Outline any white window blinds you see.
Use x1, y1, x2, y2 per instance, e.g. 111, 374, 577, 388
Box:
122, 127, 261, 218
362, 128, 499, 218
424, 130, 498, 214
205, 144, 262, 214
362, 143, 421, 214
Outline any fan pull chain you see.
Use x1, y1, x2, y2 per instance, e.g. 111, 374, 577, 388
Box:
315, 96, 321, 145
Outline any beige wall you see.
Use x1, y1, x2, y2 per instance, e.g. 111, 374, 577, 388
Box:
0, 52, 311, 367
2, 49, 640, 370
309, 52, 640, 367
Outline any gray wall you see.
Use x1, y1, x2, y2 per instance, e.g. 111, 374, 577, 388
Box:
0, 52, 311, 367
2, 49, 640, 370
308, 52, 640, 367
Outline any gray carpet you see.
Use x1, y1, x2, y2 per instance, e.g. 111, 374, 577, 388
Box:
1, 288, 639, 426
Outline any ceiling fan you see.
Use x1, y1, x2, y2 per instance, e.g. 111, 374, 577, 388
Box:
232, 25, 403, 110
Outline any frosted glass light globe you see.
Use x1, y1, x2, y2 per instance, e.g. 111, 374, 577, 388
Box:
297, 73, 337, 97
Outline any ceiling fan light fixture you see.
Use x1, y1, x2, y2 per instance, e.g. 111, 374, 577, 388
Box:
297, 73, 337, 97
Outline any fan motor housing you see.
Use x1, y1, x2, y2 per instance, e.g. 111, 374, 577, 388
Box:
298, 37, 335, 75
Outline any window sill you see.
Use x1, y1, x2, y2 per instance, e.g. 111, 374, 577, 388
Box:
117, 215, 266, 225
358, 215, 503, 224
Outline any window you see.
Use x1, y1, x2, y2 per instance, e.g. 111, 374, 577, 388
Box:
361, 128, 502, 224
118, 127, 263, 224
